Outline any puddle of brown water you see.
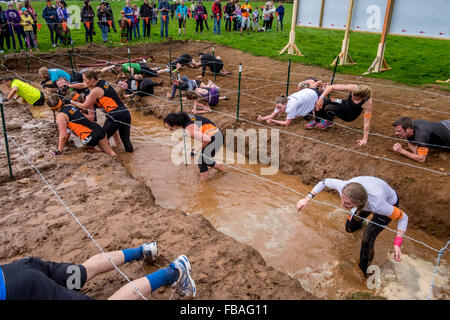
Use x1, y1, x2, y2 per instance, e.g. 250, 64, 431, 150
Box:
29, 105, 449, 299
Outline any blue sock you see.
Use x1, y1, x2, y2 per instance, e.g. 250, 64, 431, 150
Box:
146, 265, 180, 292
122, 245, 144, 263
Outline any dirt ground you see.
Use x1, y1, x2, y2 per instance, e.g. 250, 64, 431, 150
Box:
0, 41, 449, 299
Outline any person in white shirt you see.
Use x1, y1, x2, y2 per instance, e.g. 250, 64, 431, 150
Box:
257, 88, 318, 126
296, 176, 408, 277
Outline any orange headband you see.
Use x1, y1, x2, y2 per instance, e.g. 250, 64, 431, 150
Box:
50, 99, 62, 110
72, 93, 80, 101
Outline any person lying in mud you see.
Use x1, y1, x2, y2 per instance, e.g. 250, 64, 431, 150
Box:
164, 111, 226, 182
38, 67, 84, 93
46, 93, 117, 159
305, 84, 373, 147
0, 241, 197, 300
257, 88, 318, 126
167, 75, 202, 100
158, 53, 199, 74
69, 69, 134, 153
116, 75, 164, 100
190, 79, 229, 114
1, 77, 46, 106
102, 61, 166, 78
296, 176, 408, 278
192, 52, 232, 79
392, 116, 450, 163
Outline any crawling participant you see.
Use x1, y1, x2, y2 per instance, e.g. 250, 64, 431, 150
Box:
191, 80, 228, 114
164, 111, 225, 182
296, 176, 408, 278
46, 93, 117, 159
160, 53, 199, 74
103, 61, 164, 78
39, 67, 84, 92
193, 52, 231, 78
167, 75, 202, 99
117, 75, 163, 99
1, 77, 46, 106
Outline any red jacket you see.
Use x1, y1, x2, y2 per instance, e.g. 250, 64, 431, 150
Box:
212, 2, 222, 18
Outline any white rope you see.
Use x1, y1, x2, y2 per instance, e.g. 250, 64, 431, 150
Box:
7, 135, 148, 300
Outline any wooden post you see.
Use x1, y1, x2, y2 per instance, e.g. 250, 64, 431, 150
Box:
279, 0, 302, 56
330, 0, 356, 66
365, 0, 395, 74
319, 0, 326, 28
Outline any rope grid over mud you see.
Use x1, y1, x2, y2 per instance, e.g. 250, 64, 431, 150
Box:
1, 56, 450, 176
1, 61, 449, 298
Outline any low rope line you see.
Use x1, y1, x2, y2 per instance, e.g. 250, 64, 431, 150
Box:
427, 240, 450, 300
109, 114, 446, 255
7, 135, 148, 300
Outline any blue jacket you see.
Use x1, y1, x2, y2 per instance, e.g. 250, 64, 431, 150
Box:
42, 6, 59, 24
175, 4, 188, 19
123, 6, 134, 20
276, 5, 284, 18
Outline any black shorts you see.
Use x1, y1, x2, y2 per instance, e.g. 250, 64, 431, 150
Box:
198, 130, 223, 173
82, 124, 106, 147
1, 257, 92, 300
33, 91, 45, 106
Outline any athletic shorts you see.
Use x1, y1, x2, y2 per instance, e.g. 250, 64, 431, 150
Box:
198, 130, 223, 173
241, 16, 251, 29
33, 91, 45, 106
1, 257, 92, 300
199, 87, 219, 106
82, 124, 106, 147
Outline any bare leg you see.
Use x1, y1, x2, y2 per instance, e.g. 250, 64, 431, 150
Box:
193, 101, 212, 114
98, 136, 118, 159
108, 277, 152, 300
213, 163, 225, 172
200, 170, 209, 182
81, 251, 126, 282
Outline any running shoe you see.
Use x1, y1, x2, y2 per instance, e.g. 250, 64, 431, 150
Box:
142, 242, 158, 262
171, 255, 196, 299
304, 120, 318, 129
317, 120, 334, 129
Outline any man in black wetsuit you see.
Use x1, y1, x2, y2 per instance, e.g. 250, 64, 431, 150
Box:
393, 116, 450, 163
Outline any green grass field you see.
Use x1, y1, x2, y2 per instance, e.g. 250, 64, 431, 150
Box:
2, 0, 449, 86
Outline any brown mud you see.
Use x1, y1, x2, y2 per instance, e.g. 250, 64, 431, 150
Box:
0, 41, 449, 300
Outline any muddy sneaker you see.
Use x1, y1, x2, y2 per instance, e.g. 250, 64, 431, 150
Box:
305, 120, 318, 129
317, 119, 334, 129
171, 255, 196, 299
142, 242, 158, 262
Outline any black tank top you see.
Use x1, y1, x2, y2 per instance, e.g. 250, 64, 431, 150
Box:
60, 105, 97, 140
342, 93, 367, 116
95, 80, 126, 113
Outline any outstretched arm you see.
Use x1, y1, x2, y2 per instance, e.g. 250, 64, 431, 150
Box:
267, 118, 292, 126
357, 99, 373, 146
257, 110, 279, 122
392, 143, 427, 163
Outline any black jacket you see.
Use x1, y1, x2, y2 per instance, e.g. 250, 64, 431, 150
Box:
140, 3, 153, 17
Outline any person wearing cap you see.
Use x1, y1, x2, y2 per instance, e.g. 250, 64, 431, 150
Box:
20, 7, 38, 53
42, 0, 62, 47
296, 176, 408, 278
2, 77, 45, 106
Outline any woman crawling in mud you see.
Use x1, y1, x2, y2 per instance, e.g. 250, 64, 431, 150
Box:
46, 92, 117, 159
164, 111, 226, 182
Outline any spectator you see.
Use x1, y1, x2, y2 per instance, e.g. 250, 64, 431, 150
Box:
42, 0, 61, 47
140, 0, 152, 38
171, 0, 178, 21
97, 1, 111, 43
240, 0, 251, 35
123, 1, 134, 41
266, 0, 275, 31
224, 0, 233, 32
252, 6, 259, 32
202, 1, 209, 31
233, 2, 242, 31
103, 1, 117, 33
23, 0, 38, 44
5, 2, 24, 51
212, 0, 222, 35
275, 1, 284, 31
151, 1, 158, 24
262, 3, 270, 30
159, 0, 171, 38
119, 11, 128, 43
81, 0, 94, 44
56, 0, 71, 45
175, 0, 188, 36
20, 7, 38, 53
194, 1, 205, 34
0, 5, 11, 53
132, 4, 141, 39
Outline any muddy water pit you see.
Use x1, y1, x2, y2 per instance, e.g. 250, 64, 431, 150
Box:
30, 105, 449, 300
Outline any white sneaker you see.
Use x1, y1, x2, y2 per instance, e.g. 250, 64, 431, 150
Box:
142, 242, 158, 262
52, 44, 56, 48
0, 50, 4, 54
171, 255, 196, 299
